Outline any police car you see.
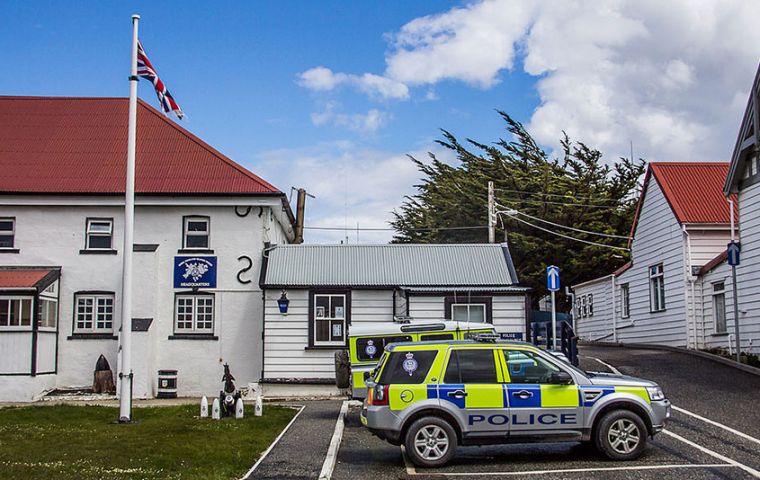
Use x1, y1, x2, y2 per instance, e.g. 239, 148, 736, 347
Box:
361, 335, 671, 467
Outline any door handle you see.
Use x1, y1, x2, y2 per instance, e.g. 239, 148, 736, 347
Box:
447, 389, 468, 398
512, 390, 533, 399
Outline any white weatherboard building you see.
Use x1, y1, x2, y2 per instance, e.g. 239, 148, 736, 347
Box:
259, 243, 530, 396
724, 63, 760, 353
572, 162, 736, 350
0, 97, 294, 401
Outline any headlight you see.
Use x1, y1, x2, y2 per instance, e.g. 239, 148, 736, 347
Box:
646, 386, 665, 401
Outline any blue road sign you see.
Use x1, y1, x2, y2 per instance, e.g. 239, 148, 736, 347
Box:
546, 265, 560, 291
727, 241, 741, 266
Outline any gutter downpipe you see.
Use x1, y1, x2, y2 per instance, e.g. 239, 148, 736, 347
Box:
611, 274, 617, 343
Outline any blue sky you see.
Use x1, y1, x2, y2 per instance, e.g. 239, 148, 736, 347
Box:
3, 1, 760, 242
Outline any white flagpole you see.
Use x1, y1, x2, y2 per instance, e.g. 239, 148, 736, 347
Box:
119, 13, 140, 423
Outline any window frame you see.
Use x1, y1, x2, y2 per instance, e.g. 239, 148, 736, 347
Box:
182, 215, 211, 250
308, 290, 351, 348
620, 283, 630, 319
73, 292, 116, 334
174, 292, 215, 335
712, 281, 727, 334
0, 296, 34, 330
84, 217, 114, 250
450, 303, 487, 323
0, 217, 15, 249
443, 295, 493, 323
587, 294, 594, 316
649, 263, 666, 312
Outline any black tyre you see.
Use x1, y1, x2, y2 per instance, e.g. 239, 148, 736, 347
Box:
404, 416, 457, 468
334, 350, 350, 389
594, 410, 648, 460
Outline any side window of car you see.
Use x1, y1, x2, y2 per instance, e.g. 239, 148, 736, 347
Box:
503, 350, 560, 384
355, 335, 412, 361
444, 349, 497, 384
377, 350, 438, 384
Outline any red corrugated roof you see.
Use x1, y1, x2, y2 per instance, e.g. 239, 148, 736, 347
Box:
698, 250, 727, 276
0, 96, 281, 195
0, 268, 57, 289
613, 262, 631, 277
650, 162, 735, 224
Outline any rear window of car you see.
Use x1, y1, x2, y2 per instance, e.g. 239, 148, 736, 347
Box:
419, 333, 454, 342
356, 335, 413, 361
377, 350, 438, 385
444, 349, 497, 384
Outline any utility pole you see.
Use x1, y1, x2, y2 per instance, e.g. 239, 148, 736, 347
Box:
292, 187, 315, 245
488, 181, 496, 243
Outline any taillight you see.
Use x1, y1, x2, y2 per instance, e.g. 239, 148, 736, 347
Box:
370, 385, 389, 406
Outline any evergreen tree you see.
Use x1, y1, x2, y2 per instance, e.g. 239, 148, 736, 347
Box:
391, 111, 644, 307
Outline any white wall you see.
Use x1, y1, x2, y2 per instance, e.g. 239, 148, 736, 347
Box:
573, 277, 614, 342
700, 262, 734, 350
735, 180, 760, 350
0, 200, 289, 400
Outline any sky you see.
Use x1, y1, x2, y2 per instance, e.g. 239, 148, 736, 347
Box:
3, 1, 760, 243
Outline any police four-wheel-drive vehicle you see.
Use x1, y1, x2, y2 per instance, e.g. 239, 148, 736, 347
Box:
361, 335, 671, 468
335, 320, 496, 399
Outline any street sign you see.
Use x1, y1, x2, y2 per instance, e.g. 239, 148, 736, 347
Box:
728, 241, 741, 266
546, 266, 560, 292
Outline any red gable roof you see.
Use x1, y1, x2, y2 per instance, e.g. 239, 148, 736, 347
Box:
0, 96, 281, 196
649, 162, 735, 224
0, 268, 59, 290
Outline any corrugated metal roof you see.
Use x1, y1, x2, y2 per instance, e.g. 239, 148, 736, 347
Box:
0, 268, 58, 289
400, 286, 529, 292
0, 96, 281, 195
650, 162, 735, 224
262, 244, 518, 287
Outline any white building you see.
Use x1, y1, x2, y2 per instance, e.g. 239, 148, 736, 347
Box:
724, 63, 760, 353
0, 96, 294, 401
259, 243, 529, 396
572, 162, 736, 350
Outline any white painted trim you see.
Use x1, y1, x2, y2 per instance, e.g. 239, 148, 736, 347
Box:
240, 404, 305, 479
318, 400, 349, 480
0, 195, 285, 207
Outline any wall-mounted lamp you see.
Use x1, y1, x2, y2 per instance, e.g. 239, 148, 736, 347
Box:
277, 290, 290, 315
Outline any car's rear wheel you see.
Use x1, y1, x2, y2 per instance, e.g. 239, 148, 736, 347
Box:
594, 410, 648, 460
404, 416, 457, 468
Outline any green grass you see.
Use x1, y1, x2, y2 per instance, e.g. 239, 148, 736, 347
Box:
0, 403, 296, 480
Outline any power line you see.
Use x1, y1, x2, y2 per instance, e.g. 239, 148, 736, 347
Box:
303, 225, 488, 232
505, 209, 630, 240
493, 187, 631, 205
499, 211, 630, 251
497, 197, 624, 210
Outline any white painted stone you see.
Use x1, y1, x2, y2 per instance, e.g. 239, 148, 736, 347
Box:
200, 396, 209, 418
235, 397, 244, 418
211, 398, 221, 420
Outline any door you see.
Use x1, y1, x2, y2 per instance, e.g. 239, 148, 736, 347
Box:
437, 348, 507, 435
499, 349, 583, 437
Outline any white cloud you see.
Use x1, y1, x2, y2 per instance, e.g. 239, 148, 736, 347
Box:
310, 102, 391, 133
298, 66, 409, 100
253, 142, 440, 243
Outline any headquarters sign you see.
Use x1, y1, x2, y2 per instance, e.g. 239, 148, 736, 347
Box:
174, 256, 217, 288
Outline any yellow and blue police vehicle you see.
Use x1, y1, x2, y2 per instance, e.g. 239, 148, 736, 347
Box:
338, 321, 497, 399
361, 335, 671, 467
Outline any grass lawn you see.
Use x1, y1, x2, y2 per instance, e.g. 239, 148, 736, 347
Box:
0, 403, 296, 480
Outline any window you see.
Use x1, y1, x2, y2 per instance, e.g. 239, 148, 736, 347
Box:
183, 216, 210, 249
451, 304, 486, 323
649, 264, 666, 312
0, 218, 14, 248
75, 293, 115, 333
355, 335, 412, 361
85, 218, 113, 250
377, 350, 438, 385
581, 295, 587, 317
38, 298, 58, 329
503, 349, 562, 384
175, 294, 214, 334
313, 293, 347, 346
0, 298, 32, 328
713, 282, 727, 334
621, 283, 630, 319
587, 294, 594, 316
444, 349, 497, 384
420, 333, 454, 342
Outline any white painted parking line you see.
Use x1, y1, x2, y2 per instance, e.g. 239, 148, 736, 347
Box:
662, 430, 760, 478
319, 400, 349, 480
417, 463, 734, 476
400, 446, 417, 475
241, 404, 306, 480
672, 405, 760, 447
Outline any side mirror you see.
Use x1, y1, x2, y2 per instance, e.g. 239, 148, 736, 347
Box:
549, 371, 573, 385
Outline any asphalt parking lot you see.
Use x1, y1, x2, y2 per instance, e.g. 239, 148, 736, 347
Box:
331, 345, 760, 479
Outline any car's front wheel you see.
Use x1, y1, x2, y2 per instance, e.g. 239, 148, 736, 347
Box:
404, 416, 457, 468
594, 410, 648, 460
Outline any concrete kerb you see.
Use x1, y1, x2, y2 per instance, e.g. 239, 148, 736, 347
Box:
580, 340, 760, 378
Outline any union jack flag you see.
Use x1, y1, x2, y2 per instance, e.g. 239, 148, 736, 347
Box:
137, 40, 184, 119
